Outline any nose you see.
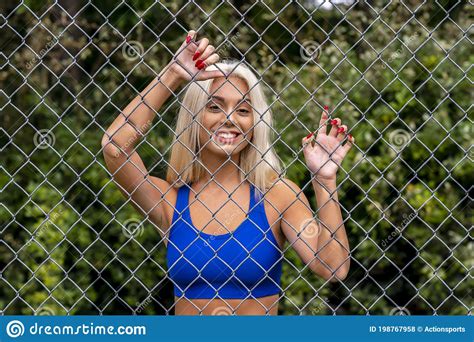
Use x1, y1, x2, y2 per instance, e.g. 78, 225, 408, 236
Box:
220, 106, 239, 125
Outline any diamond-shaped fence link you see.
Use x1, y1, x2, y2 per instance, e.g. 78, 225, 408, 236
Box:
0, 1, 472, 316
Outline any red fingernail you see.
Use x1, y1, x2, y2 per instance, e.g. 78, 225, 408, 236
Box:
198, 62, 206, 70
195, 59, 203, 68
193, 51, 200, 61
306, 132, 313, 139
186, 35, 192, 44
330, 119, 338, 125
348, 134, 353, 140
337, 126, 345, 133
324, 105, 329, 110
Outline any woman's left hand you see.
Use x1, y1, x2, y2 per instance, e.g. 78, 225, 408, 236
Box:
301, 106, 355, 183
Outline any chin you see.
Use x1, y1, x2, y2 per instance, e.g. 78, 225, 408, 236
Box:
210, 144, 244, 156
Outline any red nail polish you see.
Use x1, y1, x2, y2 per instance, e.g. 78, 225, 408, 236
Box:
195, 59, 203, 67
198, 62, 206, 70
306, 132, 313, 139
193, 51, 200, 61
337, 127, 345, 133
330, 119, 338, 125
186, 35, 191, 44
348, 134, 353, 140
324, 105, 329, 110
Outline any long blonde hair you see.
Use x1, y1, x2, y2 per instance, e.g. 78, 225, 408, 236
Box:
165, 59, 285, 195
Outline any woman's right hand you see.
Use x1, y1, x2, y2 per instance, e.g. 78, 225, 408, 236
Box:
166, 30, 225, 83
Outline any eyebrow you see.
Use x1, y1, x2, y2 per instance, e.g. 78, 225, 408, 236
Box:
208, 95, 252, 104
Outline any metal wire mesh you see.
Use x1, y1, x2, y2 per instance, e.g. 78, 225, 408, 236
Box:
0, 0, 472, 316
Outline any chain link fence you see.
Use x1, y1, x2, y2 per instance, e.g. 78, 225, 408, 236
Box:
1, 0, 472, 315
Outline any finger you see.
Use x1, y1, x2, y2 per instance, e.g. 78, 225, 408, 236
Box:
316, 105, 330, 137
195, 37, 209, 57
328, 118, 341, 137
336, 124, 348, 141
175, 30, 197, 60
201, 53, 220, 68
185, 30, 197, 45
342, 134, 355, 153
301, 133, 314, 150
194, 44, 215, 63
197, 54, 224, 79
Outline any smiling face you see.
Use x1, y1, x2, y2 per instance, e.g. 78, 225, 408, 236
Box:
198, 76, 254, 157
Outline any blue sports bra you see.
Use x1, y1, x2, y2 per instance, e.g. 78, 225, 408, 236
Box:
166, 182, 283, 299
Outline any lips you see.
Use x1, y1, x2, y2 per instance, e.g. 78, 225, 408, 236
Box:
213, 131, 241, 145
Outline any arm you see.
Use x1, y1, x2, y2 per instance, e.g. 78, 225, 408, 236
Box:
101, 66, 183, 235
101, 68, 182, 157
101, 30, 225, 235
280, 106, 354, 282
311, 177, 350, 281
279, 178, 349, 282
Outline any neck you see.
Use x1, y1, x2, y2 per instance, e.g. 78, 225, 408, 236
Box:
197, 151, 244, 192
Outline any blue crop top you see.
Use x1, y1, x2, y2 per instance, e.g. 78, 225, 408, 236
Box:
166, 182, 283, 299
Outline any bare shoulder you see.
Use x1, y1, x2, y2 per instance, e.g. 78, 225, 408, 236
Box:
264, 177, 309, 211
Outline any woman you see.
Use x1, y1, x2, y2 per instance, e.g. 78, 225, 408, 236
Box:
102, 30, 354, 315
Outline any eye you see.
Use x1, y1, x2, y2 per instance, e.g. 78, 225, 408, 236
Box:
207, 104, 222, 112
238, 108, 251, 115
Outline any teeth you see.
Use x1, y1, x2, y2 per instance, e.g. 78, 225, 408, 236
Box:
216, 132, 237, 138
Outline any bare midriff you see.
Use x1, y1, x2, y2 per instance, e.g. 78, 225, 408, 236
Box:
173, 294, 280, 315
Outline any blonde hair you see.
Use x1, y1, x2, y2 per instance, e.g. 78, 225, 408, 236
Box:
165, 59, 285, 195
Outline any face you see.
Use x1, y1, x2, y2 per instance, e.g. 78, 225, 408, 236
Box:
198, 76, 254, 157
